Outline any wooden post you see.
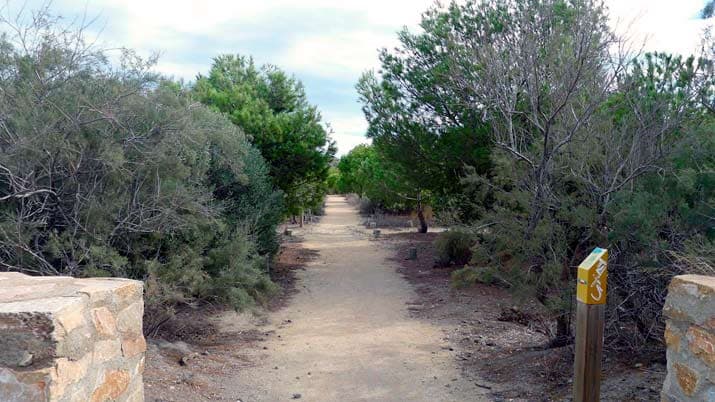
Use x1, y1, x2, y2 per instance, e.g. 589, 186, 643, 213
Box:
573, 247, 608, 402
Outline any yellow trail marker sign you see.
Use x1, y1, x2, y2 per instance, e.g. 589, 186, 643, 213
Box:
576, 247, 608, 305
573, 247, 608, 402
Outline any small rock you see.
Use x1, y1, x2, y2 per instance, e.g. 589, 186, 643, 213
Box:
263, 346, 268, 350
201, 350, 210, 356
292, 393, 302, 399
17, 352, 33, 367
634, 363, 643, 368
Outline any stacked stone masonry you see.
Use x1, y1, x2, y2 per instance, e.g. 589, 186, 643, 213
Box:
0, 272, 145, 402
662, 274, 715, 401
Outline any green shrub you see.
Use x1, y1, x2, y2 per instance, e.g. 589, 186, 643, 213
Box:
0, 12, 283, 336
450, 266, 480, 288
434, 229, 473, 266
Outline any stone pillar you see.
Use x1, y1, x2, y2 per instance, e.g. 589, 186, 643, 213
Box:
661, 274, 715, 401
0, 272, 145, 402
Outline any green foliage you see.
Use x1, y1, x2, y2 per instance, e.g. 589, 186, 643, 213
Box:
194, 55, 336, 216
356, 3, 493, 222
434, 229, 473, 267
450, 266, 482, 288
336, 145, 410, 210
362, 0, 715, 351
209, 144, 284, 255
451, 266, 506, 288
0, 14, 284, 332
325, 167, 341, 194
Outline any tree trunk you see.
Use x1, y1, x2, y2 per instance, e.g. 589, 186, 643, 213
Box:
416, 192, 428, 233
552, 314, 572, 347
299, 209, 304, 228
524, 187, 545, 240
417, 209, 428, 233
524, 166, 549, 240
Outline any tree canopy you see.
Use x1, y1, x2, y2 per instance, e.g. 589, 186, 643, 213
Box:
349, 0, 715, 351
194, 55, 336, 216
356, 5, 492, 225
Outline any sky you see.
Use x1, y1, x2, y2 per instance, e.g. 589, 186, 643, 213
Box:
6, 0, 713, 155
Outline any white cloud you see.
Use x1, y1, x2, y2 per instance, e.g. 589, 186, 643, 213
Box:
15, 0, 712, 156
605, 0, 708, 56
323, 114, 370, 156
278, 30, 397, 79
331, 133, 371, 157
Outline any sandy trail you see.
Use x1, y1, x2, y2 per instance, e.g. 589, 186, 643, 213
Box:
228, 195, 488, 401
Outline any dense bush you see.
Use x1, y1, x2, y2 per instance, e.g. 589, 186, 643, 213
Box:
343, 193, 372, 214
0, 13, 284, 333
434, 230, 473, 267
361, 0, 715, 354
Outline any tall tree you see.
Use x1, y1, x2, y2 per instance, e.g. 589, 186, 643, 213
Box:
445, 0, 708, 345
356, 3, 493, 231
360, 0, 711, 348
194, 55, 336, 216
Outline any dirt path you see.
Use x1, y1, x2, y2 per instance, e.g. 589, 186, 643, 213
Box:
226, 195, 488, 401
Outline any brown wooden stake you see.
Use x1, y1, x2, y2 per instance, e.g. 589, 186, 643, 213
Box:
573, 247, 608, 402
573, 302, 605, 401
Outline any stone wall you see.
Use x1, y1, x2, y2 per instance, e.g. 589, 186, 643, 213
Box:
661, 274, 715, 401
0, 272, 145, 402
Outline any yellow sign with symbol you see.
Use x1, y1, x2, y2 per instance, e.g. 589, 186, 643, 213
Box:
576, 247, 608, 305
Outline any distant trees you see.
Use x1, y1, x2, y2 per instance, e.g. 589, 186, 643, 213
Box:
194, 55, 336, 218
336, 144, 415, 210
358, 0, 715, 352
335, 144, 434, 231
